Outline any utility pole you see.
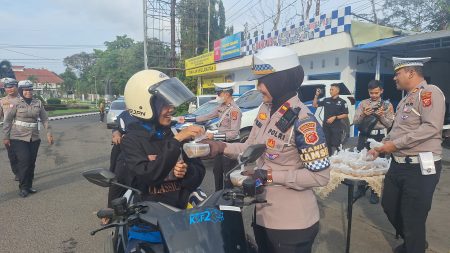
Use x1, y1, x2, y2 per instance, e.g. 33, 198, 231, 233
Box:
315, 0, 320, 16
170, 0, 176, 76
143, 0, 148, 70
93, 75, 98, 107
207, 0, 211, 52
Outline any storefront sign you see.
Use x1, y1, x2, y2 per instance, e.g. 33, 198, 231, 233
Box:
185, 52, 214, 70
241, 6, 352, 55
214, 32, 242, 62
186, 64, 216, 77
202, 76, 225, 89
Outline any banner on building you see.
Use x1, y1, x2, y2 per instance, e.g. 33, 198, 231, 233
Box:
241, 6, 352, 56
202, 76, 225, 89
185, 52, 214, 70
186, 64, 216, 77
214, 32, 242, 62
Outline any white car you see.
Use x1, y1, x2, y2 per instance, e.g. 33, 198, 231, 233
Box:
106, 99, 126, 129
187, 95, 217, 113
299, 80, 356, 141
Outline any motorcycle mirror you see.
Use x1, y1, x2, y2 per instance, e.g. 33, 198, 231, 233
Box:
240, 144, 266, 164
82, 168, 116, 187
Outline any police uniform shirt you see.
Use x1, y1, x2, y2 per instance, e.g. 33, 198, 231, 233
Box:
317, 97, 349, 126
384, 80, 445, 156
0, 95, 21, 122
196, 100, 241, 141
2, 98, 51, 142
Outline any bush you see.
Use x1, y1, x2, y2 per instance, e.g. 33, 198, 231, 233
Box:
33, 94, 46, 105
47, 98, 62, 105
67, 104, 90, 109
44, 104, 68, 111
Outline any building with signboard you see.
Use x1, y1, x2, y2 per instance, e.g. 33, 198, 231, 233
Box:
185, 6, 450, 124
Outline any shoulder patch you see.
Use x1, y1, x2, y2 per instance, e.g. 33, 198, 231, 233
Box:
231, 110, 238, 120
421, 91, 432, 107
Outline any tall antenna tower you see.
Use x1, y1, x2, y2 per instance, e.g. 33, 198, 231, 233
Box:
144, 0, 178, 76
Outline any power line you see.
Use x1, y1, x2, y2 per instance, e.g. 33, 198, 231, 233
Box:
226, 0, 259, 26
247, 0, 299, 35
0, 48, 59, 60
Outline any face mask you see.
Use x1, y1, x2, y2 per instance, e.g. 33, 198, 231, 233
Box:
215, 97, 225, 104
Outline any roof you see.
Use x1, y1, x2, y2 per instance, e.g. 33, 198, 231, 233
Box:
356, 30, 450, 52
12, 66, 63, 84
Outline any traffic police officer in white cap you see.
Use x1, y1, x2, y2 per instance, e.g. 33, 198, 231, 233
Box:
369, 57, 445, 253
181, 82, 242, 190
3, 80, 53, 198
0, 78, 21, 180
203, 46, 330, 253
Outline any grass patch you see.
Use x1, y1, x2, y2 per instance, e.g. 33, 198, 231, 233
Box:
48, 108, 98, 117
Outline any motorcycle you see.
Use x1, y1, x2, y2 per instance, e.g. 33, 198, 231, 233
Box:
83, 144, 267, 253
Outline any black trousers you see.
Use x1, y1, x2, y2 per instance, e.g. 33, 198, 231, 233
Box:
357, 133, 385, 151
5, 144, 19, 176
253, 222, 319, 253
100, 111, 105, 122
10, 139, 41, 190
213, 154, 238, 191
323, 124, 342, 155
382, 160, 442, 253
108, 144, 127, 207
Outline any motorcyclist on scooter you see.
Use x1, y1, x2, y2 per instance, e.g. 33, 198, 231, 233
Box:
118, 70, 206, 252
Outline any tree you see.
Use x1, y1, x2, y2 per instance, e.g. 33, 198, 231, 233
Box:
0, 60, 16, 79
63, 52, 96, 77
59, 68, 77, 96
382, 0, 449, 32
178, 0, 228, 59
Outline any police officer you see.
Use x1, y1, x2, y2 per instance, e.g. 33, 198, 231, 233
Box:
355, 80, 394, 150
3, 80, 53, 198
181, 82, 242, 191
313, 83, 349, 155
354, 80, 394, 204
368, 57, 445, 253
0, 78, 20, 180
203, 46, 331, 253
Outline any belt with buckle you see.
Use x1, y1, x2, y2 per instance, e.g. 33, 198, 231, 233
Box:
370, 129, 386, 135
392, 154, 441, 164
14, 120, 38, 128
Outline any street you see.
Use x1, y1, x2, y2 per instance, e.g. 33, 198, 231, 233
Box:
0, 115, 449, 253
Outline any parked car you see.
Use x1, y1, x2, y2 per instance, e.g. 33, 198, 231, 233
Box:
298, 80, 356, 143
188, 95, 218, 113
106, 99, 126, 129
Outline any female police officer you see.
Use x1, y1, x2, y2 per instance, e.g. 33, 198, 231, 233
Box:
3, 80, 53, 198
204, 46, 331, 253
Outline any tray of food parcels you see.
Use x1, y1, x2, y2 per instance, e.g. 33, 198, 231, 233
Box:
329, 146, 390, 177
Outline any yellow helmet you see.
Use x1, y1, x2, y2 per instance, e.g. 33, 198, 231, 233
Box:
124, 69, 194, 120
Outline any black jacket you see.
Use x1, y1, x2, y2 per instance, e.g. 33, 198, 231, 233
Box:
118, 122, 205, 208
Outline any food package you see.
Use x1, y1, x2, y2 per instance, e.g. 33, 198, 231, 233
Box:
183, 142, 210, 158
330, 148, 390, 177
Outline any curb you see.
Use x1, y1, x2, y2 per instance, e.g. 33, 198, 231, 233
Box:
48, 112, 98, 121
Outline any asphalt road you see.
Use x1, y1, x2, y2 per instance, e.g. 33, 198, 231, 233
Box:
0, 115, 448, 253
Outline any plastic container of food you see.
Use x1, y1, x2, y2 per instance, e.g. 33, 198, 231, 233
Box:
183, 142, 210, 158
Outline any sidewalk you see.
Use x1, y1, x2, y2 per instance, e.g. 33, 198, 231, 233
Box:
311, 139, 450, 253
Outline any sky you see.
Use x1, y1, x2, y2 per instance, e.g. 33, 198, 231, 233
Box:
0, 0, 379, 74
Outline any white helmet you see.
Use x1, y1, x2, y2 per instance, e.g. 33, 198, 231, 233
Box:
124, 69, 195, 120
249, 46, 300, 80
18, 80, 34, 89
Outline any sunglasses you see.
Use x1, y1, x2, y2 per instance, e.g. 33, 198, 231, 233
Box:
22, 88, 33, 91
